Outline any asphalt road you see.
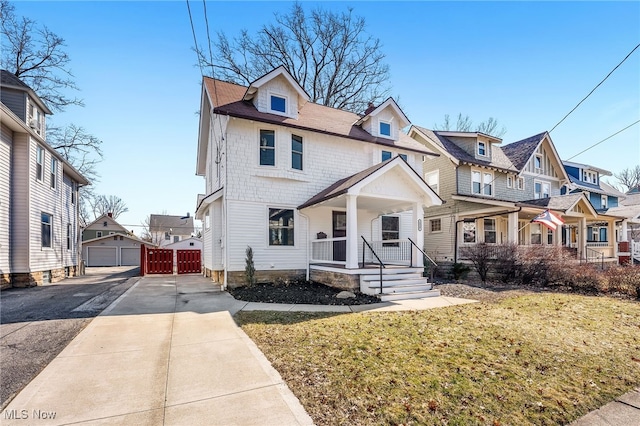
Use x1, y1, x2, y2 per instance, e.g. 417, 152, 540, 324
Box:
0, 267, 141, 409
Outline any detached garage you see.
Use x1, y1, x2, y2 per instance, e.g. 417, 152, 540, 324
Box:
83, 234, 153, 267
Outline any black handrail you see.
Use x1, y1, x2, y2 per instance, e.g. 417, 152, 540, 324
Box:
361, 236, 386, 295
408, 238, 437, 281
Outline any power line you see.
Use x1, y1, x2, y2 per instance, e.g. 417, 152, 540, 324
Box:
549, 42, 640, 133
185, 0, 205, 77
566, 119, 640, 161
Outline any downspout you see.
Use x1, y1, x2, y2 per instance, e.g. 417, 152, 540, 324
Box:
222, 113, 229, 290
454, 207, 521, 263
298, 210, 310, 281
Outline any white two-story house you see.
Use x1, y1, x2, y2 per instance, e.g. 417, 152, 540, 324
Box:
1, 70, 89, 288
194, 67, 442, 300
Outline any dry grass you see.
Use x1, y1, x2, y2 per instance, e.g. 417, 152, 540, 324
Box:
236, 294, 640, 425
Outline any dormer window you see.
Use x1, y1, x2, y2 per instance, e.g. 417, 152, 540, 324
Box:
270, 95, 286, 114
379, 121, 391, 137
583, 170, 597, 184
477, 142, 487, 157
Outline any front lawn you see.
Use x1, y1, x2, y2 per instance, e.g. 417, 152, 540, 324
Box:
236, 293, 640, 425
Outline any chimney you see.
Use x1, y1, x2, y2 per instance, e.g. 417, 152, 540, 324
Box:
364, 102, 376, 115
107, 212, 113, 218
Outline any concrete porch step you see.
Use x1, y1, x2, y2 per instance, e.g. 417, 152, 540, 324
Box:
366, 280, 431, 291
380, 289, 441, 302
361, 273, 423, 282
360, 267, 423, 275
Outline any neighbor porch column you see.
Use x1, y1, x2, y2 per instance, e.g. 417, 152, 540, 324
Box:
621, 219, 628, 242
413, 202, 424, 267
507, 212, 518, 244
345, 194, 359, 269
578, 217, 587, 259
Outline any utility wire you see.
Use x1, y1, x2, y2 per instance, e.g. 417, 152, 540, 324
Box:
566, 119, 640, 161
185, 0, 205, 77
549, 43, 640, 133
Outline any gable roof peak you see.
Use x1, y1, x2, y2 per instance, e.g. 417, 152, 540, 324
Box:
242, 66, 309, 103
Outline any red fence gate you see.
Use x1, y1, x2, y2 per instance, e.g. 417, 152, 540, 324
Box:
177, 249, 202, 274
140, 245, 173, 275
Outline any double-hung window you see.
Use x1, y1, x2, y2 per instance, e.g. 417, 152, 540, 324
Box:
50, 157, 58, 189
516, 177, 524, 190
601, 195, 607, 209
530, 223, 542, 244
425, 170, 439, 195
36, 145, 44, 181
269, 208, 294, 246
291, 135, 303, 170
259, 130, 275, 166
382, 216, 399, 247
67, 223, 72, 250
484, 219, 496, 243
41, 213, 52, 248
507, 176, 513, 188
474, 170, 492, 196
534, 181, 550, 199
477, 142, 487, 156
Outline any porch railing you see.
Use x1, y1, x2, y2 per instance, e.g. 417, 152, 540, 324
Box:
310, 237, 346, 264
361, 237, 385, 295
408, 237, 437, 281
585, 246, 604, 270
362, 239, 412, 265
586, 241, 609, 248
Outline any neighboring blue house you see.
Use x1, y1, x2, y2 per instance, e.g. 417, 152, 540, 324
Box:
561, 161, 624, 211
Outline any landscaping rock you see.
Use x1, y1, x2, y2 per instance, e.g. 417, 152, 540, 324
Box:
336, 291, 356, 299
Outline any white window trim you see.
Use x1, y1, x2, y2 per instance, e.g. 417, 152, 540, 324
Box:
258, 128, 277, 167
517, 177, 525, 190
534, 154, 543, 172
96, 231, 103, 238
429, 218, 443, 234
483, 218, 497, 244
462, 220, 477, 244
507, 175, 513, 188
36, 145, 44, 182
425, 170, 439, 195
268, 91, 289, 116
601, 195, 607, 209
50, 157, 58, 189
267, 206, 296, 248
379, 119, 392, 138
291, 134, 303, 171
41, 212, 53, 249
477, 141, 488, 157
534, 179, 550, 199
381, 215, 401, 244
472, 168, 494, 197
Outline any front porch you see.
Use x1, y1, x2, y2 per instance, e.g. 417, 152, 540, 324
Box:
298, 156, 442, 301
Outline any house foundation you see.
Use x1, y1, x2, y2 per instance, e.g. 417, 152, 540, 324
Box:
226, 269, 306, 288
309, 269, 360, 291
2, 266, 79, 289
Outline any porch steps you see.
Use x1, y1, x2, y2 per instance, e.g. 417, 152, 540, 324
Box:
360, 267, 440, 302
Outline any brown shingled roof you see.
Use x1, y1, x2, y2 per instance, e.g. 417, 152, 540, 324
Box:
203, 77, 438, 156
502, 132, 547, 170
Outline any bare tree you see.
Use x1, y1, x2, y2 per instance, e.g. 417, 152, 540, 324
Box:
0, 0, 82, 112
1, 1, 105, 222
90, 195, 128, 220
197, 2, 390, 113
434, 113, 507, 138
614, 165, 640, 192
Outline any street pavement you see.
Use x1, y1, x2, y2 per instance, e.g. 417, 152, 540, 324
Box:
0, 267, 140, 410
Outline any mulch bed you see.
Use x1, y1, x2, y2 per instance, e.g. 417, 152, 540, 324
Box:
227, 280, 380, 305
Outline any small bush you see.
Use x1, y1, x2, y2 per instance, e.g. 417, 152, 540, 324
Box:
604, 265, 640, 296
493, 243, 520, 283
450, 262, 470, 280
460, 243, 492, 282
245, 246, 256, 287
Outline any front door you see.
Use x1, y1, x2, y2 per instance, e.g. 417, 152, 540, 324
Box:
332, 211, 346, 262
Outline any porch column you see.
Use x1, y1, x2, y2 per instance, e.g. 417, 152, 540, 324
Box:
413, 203, 424, 267
345, 194, 359, 269
507, 212, 518, 244
621, 219, 628, 242
578, 217, 587, 260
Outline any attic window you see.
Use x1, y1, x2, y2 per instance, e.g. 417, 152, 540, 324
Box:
270, 95, 286, 113
379, 121, 391, 137
103, 221, 107, 227
477, 142, 487, 157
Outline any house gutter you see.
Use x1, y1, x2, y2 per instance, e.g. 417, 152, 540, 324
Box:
453, 208, 522, 263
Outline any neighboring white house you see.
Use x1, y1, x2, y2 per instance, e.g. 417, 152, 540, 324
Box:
1, 70, 89, 288
83, 233, 152, 267
194, 66, 442, 299
148, 214, 195, 247
164, 237, 203, 274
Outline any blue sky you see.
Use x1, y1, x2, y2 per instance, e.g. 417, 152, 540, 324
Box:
11, 1, 640, 235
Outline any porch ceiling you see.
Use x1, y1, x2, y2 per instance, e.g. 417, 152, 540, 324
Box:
311, 193, 420, 214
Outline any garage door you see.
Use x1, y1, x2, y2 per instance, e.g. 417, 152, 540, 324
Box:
121, 247, 140, 266
87, 247, 117, 267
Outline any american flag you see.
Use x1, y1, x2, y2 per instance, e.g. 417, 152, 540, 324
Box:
531, 210, 564, 231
